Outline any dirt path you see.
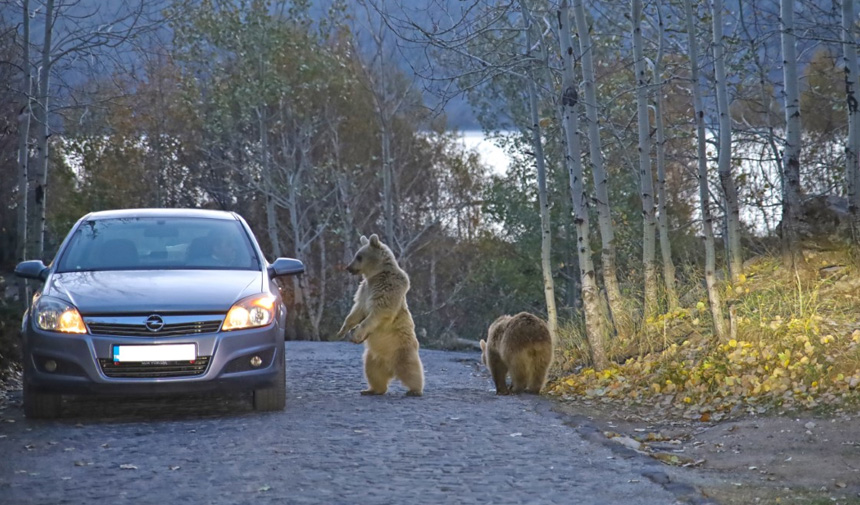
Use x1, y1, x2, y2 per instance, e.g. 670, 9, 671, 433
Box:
0, 342, 703, 505
553, 398, 860, 504
2, 341, 858, 503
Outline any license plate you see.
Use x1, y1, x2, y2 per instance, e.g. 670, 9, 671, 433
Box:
112, 344, 196, 362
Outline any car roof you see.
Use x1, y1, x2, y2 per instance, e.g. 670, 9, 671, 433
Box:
82, 208, 240, 221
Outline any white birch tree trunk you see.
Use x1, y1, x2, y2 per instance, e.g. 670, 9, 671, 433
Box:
521, 0, 558, 343
558, 0, 608, 369
572, 0, 624, 333
686, 0, 726, 339
309, 237, 326, 341
259, 109, 282, 258
29, 0, 54, 260
632, 0, 658, 319
653, 4, 678, 311
16, 0, 32, 308
711, 0, 744, 282
381, 115, 395, 247
288, 146, 308, 339
737, 0, 784, 228
843, 0, 860, 234
780, 0, 803, 268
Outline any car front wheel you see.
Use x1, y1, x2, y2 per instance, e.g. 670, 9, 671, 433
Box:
253, 346, 285, 411
23, 377, 62, 419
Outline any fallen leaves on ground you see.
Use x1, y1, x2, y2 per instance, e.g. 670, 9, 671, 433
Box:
551, 260, 860, 420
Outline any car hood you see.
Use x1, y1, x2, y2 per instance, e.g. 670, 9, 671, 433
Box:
45, 270, 264, 314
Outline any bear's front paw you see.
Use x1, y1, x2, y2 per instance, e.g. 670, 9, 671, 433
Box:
350, 332, 367, 344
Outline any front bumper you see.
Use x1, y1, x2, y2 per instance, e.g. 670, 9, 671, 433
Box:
22, 320, 284, 396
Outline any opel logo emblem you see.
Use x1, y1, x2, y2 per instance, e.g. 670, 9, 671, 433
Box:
145, 314, 165, 332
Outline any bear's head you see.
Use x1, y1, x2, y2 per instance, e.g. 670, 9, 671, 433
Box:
346, 234, 394, 276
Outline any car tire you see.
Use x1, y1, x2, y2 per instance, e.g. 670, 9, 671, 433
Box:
23, 379, 62, 419
253, 346, 285, 411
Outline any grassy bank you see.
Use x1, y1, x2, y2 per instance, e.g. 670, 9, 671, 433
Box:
550, 249, 860, 420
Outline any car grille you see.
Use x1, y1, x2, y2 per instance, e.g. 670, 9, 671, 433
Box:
98, 356, 211, 378
88, 320, 222, 337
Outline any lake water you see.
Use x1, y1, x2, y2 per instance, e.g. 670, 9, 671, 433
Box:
457, 130, 512, 175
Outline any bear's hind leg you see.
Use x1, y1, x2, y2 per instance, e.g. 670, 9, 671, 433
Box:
509, 363, 530, 394
526, 371, 546, 394
362, 350, 392, 395
526, 351, 551, 394
395, 348, 425, 396
486, 351, 510, 395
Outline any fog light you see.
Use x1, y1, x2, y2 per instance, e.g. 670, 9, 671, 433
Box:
44, 360, 58, 373
249, 356, 262, 368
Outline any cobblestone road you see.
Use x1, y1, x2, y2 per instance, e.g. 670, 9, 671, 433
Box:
0, 342, 709, 504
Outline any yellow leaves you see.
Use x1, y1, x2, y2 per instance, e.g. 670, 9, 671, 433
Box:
787, 318, 806, 332
551, 282, 860, 417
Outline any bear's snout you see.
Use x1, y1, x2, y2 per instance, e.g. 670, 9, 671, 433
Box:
346, 263, 360, 275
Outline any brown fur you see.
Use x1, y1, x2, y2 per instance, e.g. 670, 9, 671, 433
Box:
336, 234, 425, 396
480, 312, 553, 394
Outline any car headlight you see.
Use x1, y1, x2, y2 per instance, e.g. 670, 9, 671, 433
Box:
222, 294, 276, 331
33, 296, 87, 334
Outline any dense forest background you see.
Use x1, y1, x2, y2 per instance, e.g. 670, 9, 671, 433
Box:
2, 0, 860, 396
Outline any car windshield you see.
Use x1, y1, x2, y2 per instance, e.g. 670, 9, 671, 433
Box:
56, 217, 261, 272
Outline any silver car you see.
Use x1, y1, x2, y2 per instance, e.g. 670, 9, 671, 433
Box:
14, 208, 304, 418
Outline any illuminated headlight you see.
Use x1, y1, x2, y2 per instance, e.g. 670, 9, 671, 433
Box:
33, 296, 87, 334
222, 294, 276, 331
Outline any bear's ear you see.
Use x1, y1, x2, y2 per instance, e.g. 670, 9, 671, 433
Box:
369, 234, 381, 248
479, 339, 486, 351
359, 235, 369, 246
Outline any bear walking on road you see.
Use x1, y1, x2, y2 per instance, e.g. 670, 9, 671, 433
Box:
336, 234, 425, 396
480, 312, 553, 395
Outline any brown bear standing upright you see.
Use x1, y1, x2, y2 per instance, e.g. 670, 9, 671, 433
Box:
480, 312, 553, 394
336, 234, 425, 396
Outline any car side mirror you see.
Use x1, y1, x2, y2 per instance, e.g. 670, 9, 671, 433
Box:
268, 258, 305, 278
15, 260, 50, 281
